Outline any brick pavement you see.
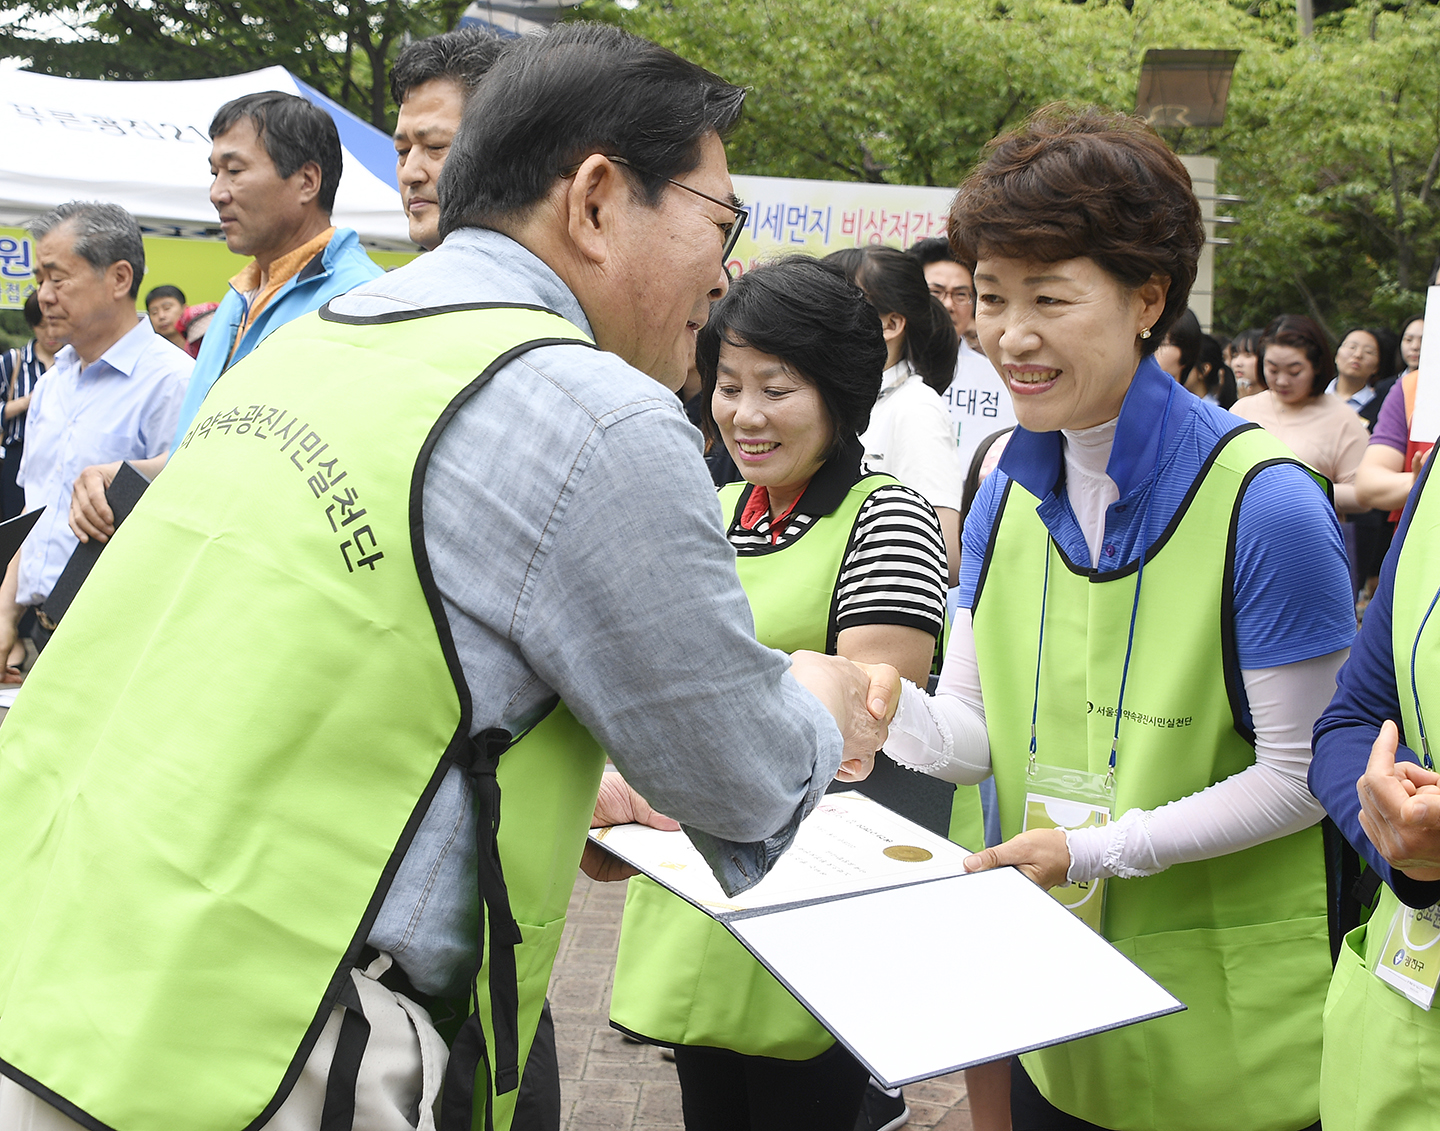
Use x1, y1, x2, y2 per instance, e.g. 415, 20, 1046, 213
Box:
549, 873, 974, 1131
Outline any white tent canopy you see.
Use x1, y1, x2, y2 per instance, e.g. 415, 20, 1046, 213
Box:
0, 67, 413, 249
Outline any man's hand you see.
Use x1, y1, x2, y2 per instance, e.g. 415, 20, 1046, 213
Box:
789, 650, 897, 782
0, 615, 22, 684
1357, 720, 1440, 882
580, 770, 681, 882
69, 461, 121, 544
962, 828, 1071, 890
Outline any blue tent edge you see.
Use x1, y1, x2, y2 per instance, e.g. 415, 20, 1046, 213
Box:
289, 74, 399, 193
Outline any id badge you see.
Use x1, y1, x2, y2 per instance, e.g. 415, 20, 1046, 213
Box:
1373, 901, 1440, 1010
1021, 765, 1113, 932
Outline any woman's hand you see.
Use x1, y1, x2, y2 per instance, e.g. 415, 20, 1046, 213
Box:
962, 827, 1072, 890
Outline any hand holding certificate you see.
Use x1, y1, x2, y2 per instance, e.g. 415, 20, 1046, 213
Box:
592, 791, 971, 914
593, 792, 1183, 1088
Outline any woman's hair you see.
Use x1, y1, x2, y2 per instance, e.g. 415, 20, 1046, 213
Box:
948, 104, 1204, 357
1164, 309, 1202, 382
822, 245, 957, 394
1337, 326, 1400, 386
1258, 314, 1334, 396
22, 292, 42, 329
1195, 334, 1237, 408
695, 256, 887, 458
1228, 327, 1263, 358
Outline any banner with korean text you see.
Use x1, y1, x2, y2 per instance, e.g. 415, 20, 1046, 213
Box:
728, 175, 958, 275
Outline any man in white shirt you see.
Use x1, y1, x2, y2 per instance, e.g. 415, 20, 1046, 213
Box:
910, 237, 1018, 480
0, 202, 190, 661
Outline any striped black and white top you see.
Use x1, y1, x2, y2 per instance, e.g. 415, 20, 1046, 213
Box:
0, 341, 47, 447
725, 443, 947, 639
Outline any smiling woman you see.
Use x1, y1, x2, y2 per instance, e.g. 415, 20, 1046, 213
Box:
610, 256, 969, 1131
878, 105, 1356, 1131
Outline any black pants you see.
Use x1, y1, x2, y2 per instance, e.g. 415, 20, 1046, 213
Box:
671, 1042, 870, 1131
512, 999, 561, 1131
1010, 1058, 1322, 1131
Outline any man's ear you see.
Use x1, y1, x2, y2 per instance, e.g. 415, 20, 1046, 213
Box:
109, 260, 134, 304
294, 160, 324, 208
564, 154, 626, 269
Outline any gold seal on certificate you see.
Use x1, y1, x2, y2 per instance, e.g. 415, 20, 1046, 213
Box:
883, 845, 933, 862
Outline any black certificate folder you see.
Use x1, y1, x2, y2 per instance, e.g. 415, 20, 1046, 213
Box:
44, 461, 151, 626
0, 507, 43, 566
591, 792, 1183, 1088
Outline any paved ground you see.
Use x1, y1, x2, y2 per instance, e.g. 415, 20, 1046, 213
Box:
548, 873, 975, 1131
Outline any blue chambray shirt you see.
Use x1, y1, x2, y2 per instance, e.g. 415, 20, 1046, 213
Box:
327, 229, 844, 995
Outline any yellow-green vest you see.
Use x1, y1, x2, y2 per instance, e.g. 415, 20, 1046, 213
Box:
0, 305, 606, 1131
1320, 459, 1440, 1130
611, 473, 983, 1058
972, 424, 1331, 1131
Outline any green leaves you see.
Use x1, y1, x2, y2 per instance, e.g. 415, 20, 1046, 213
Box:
580, 0, 1440, 333
0, 0, 459, 129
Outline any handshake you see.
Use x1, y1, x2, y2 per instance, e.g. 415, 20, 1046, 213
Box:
787, 650, 902, 784
582, 652, 902, 883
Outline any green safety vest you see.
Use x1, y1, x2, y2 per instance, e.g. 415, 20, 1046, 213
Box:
611, 473, 984, 1058
972, 424, 1331, 1131
0, 305, 607, 1131
1319, 460, 1440, 1130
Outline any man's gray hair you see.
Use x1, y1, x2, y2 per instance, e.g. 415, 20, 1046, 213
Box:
28, 201, 145, 300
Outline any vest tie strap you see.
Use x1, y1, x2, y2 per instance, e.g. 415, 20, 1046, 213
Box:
441, 727, 523, 1131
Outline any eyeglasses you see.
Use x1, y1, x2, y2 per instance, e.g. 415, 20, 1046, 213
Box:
605, 155, 749, 264
928, 285, 974, 305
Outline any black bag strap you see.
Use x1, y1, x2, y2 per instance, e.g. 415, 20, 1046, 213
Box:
320, 975, 371, 1131
440, 727, 525, 1131
1323, 816, 1382, 964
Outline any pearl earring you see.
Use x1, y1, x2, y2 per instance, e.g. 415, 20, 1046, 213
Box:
1139, 327, 1152, 340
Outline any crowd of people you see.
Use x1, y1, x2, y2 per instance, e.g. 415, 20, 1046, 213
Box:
0, 19, 1438, 1131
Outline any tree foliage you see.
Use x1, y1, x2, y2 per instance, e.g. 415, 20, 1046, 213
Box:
0, 0, 469, 130
575, 0, 1440, 336
7, 0, 1440, 333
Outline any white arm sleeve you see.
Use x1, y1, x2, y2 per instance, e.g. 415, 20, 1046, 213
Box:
885, 609, 992, 783
1064, 649, 1346, 882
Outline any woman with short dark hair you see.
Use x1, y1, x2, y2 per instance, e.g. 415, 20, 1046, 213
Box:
825, 245, 965, 583
1228, 326, 1265, 398
610, 257, 970, 1131
1232, 314, 1370, 513
881, 106, 1352, 1131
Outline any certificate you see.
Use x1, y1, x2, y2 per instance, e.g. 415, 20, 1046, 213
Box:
590, 791, 972, 914
592, 792, 1184, 1087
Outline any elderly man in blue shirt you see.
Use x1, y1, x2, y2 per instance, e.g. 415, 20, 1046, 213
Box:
0, 201, 190, 664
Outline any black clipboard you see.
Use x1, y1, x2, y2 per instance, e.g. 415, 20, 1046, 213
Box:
42, 463, 151, 625
0, 507, 43, 565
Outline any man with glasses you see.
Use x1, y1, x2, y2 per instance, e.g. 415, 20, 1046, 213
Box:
0, 23, 895, 1131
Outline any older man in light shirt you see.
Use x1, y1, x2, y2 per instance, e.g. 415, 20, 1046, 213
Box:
0, 201, 189, 662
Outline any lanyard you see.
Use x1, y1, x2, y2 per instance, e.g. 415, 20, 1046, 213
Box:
1028, 382, 1176, 790
1410, 585, 1440, 771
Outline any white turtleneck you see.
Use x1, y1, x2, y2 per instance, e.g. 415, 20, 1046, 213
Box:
883, 418, 1341, 883
1060, 417, 1120, 567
